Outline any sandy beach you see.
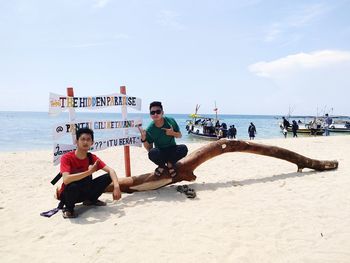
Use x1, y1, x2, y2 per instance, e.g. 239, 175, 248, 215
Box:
1, 136, 350, 263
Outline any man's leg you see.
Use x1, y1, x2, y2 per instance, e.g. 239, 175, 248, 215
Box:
148, 148, 166, 167
167, 144, 188, 165
148, 148, 168, 176
88, 173, 112, 202
62, 182, 84, 213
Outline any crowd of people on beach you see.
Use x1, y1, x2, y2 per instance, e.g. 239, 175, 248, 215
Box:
281, 113, 334, 138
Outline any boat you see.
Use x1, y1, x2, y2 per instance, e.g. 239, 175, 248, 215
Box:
186, 117, 219, 140
186, 104, 226, 140
288, 123, 324, 135
279, 118, 325, 136
329, 121, 350, 132
311, 115, 350, 133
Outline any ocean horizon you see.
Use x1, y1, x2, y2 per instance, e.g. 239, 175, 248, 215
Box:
0, 111, 345, 152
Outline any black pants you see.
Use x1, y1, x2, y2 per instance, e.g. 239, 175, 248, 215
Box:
62, 173, 112, 212
148, 144, 188, 167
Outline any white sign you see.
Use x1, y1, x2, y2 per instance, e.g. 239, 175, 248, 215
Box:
53, 135, 142, 165
49, 92, 142, 116
52, 118, 142, 140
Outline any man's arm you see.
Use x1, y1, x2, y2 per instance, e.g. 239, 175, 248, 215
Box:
101, 165, 121, 200
162, 125, 182, 138
142, 141, 154, 151
138, 126, 154, 152
62, 160, 99, 185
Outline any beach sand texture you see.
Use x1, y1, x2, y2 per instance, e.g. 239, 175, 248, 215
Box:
1, 136, 350, 263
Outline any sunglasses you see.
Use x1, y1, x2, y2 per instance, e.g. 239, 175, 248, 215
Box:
150, 109, 162, 115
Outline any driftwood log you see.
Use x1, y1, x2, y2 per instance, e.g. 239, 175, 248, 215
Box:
106, 139, 338, 193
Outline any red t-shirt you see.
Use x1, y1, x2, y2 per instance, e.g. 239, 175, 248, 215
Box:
60, 151, 106, 174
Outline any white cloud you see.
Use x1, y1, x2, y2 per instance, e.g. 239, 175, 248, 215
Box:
248, 50, 350, 115
113, 33, 130, 40
264, 23, 282, 43
157, 10, 185, 30
249, 50, 350, 78
288, 3, 328, 27
263, 3, 329, 42
93, 0, 110, 8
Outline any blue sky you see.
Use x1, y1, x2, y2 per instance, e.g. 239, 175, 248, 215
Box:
1, 0, 350, 116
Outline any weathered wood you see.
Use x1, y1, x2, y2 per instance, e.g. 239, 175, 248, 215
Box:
107, 139, 338, 193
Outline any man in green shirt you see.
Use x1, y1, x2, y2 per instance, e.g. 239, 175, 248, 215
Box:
138, 101, 188, 177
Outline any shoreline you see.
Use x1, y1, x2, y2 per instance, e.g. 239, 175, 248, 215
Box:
0, 133, 349, 154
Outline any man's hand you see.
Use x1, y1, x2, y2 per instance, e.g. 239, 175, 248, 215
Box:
113, 184, 122, 200
138, 126, 147, 141
88, 160, 100, 174
162, 125, 175, 136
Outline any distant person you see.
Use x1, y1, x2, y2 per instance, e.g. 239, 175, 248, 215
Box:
215, 120, 221, 129
282, 126, 288, 138
217, 123, 228, 139
292, 120, 299, 138
310, 118, 318, 136
324, 113, 332, 136
248, 122, 256, 140
206, 119, 214, 134
228, 125, 237, 139
281, 116, 291, 138
282, 117, 290, 129
138, 101, 188, 177
221, 123, 228, 138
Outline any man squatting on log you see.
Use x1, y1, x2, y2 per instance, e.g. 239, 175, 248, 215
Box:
138, 101, 188, 177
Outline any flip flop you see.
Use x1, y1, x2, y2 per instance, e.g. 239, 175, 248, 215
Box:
176, 185, 196, 199
185, 188, 196, 199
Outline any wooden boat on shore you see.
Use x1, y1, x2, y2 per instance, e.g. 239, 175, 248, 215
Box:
279, 121, 325, 136
287, 124, 325, 135
186, 120, 219, 140
186, 104, 225, 140
329, 122, 350, 132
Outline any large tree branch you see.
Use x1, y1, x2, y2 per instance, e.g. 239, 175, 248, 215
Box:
107, 139, 338, 193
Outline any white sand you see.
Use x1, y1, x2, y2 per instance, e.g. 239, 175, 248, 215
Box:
1, 136, 350, 263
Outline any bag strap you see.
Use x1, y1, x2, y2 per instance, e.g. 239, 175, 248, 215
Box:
87, 152, 93, 165
50, 172, 62, 185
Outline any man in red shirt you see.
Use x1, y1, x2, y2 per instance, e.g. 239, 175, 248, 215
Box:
60, 128, 121, 218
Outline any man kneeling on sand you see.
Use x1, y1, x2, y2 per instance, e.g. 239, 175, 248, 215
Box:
59, 128, 121, 218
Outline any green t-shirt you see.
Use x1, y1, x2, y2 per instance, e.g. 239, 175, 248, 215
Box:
145, 116, 180, 149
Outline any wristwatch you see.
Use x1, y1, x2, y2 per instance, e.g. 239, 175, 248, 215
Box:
141, 138, 147, 142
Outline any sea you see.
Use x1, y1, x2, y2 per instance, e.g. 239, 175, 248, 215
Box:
0, 111, 333, 152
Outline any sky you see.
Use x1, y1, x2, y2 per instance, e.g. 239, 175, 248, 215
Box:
1, 0, 350, 116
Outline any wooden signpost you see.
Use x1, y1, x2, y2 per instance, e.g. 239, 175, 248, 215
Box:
49, 86, 142, 177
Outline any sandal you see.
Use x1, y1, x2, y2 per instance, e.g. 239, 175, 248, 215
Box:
83, 199, 107, 206
62, 209, 77, 219
168, 168, 177, 178
176, 185, 196, 199
154, 166, 165, 177
185, 188, 196, 199
167, 163, 177, 178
